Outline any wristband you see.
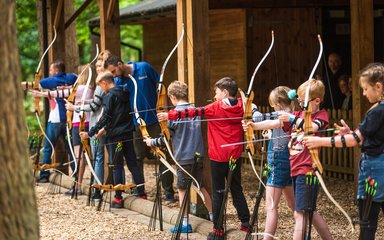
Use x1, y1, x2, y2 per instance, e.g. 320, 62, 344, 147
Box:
352, 131, 361, 144
289, 115, 295, 123
330, 136, 335, 147
340, 135, 347, 148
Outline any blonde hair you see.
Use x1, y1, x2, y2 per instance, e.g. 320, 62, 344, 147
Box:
269, 86, 299, 111
168, 81, 188, 100
96, 71, 114, 84
77, 65, 96, 90
297, 79, 325, 101
97, 50, 112, 62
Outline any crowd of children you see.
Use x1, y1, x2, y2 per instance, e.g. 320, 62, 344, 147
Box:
26, 53, 384, 239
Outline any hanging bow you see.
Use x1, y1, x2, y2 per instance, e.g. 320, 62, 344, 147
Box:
303, 35, 354, 232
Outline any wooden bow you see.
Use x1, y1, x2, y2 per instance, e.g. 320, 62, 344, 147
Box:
156, 24, 185, 141
240, 30, 274, 183
304, 35, 354, 232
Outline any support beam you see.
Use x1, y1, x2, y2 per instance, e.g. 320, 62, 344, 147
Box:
98, 0, 121, 56
177, 0, 211, 217
65, 0, 94, 30
350, 0, 374, 185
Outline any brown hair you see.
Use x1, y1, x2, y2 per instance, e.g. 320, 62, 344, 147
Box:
215, 77, 238, 97
297, 79, 325, 102
359, 63, 384, 87
168, 81, 188, 100
51, 60, 65, 72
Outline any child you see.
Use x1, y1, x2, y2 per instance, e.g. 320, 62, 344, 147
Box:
79, 71, 146, 208
164, 77, 250, 240
303, 63, 384, 240
276, 79, 332, 240
144, 80, 213, 233
243, 86, 297, 239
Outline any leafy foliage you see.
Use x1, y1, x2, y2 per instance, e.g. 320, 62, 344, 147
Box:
16, 0, 144, 130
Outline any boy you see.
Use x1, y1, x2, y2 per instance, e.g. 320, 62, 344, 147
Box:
79, 71, 146, 208
278, 79, 332, 239
164, 77, 250, 240
22, 60, 77, 182
144, 81, 213, 233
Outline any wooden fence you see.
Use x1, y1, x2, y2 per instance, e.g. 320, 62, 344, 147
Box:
241, 106, 355, 181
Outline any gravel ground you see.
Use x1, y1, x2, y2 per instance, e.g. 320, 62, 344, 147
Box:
37, 161, 384, 239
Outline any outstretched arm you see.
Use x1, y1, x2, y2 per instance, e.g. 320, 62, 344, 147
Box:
303, 129, 363, 149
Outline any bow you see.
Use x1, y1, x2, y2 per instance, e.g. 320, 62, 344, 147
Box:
66, 45, 99, 179
240, 30, 274, 185
303, 35, 354, 232
33, 27, 57, 160
156, 23, 185, 141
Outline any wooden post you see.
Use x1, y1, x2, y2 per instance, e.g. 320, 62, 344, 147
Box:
177, 0, 210, 218
98, 0, 121, 57
350, 0, 374, 187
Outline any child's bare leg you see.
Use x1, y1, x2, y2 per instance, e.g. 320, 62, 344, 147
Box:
293, 211, 305, 240
312, 212, 332, 240
264, 186, 283, 240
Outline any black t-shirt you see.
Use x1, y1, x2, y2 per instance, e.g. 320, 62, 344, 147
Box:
359, 102, 384, 156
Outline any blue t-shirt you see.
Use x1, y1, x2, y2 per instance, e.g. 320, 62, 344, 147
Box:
114, 61, 160, 126
39, 72, 77, 122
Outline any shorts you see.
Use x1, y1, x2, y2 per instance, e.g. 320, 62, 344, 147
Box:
176, 162, 204, 190
293, 174, 320, 212
266, 150, 292, 188
357, 153, 384, 202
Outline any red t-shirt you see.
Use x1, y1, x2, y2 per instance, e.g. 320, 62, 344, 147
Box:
168, 98, 244, 162
282, 109, 329, 176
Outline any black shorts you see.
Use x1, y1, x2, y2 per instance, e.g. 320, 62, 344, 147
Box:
176, 163, 204, 190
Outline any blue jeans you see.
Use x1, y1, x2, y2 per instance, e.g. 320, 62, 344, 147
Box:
107, 133, 145, 198
91, 135, 105, 185
357, 153, 384, 202
40, 122, 71, 178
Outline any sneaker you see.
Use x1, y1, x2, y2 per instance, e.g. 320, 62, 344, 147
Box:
207, 228, 224, 240
137, 194, 147, 200
240, 222, 250, 232
165, 193, 175, 204
111, 197, 123, 208
37, 176, 49, 183
170, 224, 192, 233
64, 188, 82, 196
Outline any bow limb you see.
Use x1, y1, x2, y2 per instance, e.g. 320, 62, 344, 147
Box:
304, 35, 354, 232
34, 27, 57, 161
157, 24, 185, 140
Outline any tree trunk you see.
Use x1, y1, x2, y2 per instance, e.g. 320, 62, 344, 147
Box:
0, 0, 40, 239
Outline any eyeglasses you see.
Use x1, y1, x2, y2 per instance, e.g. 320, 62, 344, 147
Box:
297, 98, 315, 105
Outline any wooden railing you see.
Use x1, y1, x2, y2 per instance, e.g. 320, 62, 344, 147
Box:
241, 106, 355, 181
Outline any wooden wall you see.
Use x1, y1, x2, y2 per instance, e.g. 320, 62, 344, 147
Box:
142, 10, 247, 97
247, 8, 322, 106
143, 18, 178, 86
209, 9, 247, 92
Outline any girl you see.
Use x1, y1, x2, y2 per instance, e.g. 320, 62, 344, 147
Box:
304, 63, 384, 240
243, 86, 298, 239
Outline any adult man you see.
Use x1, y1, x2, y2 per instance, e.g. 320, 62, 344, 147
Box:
23, 60, 77, 182
323, 52, 345, 109
104, 55, 175, 203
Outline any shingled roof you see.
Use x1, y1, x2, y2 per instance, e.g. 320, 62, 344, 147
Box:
89, 0, 176, 27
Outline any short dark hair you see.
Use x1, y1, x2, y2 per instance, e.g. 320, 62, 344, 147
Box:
103, 55, 123, 69
51, 60, 65, 72
215, 77, 238, 97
